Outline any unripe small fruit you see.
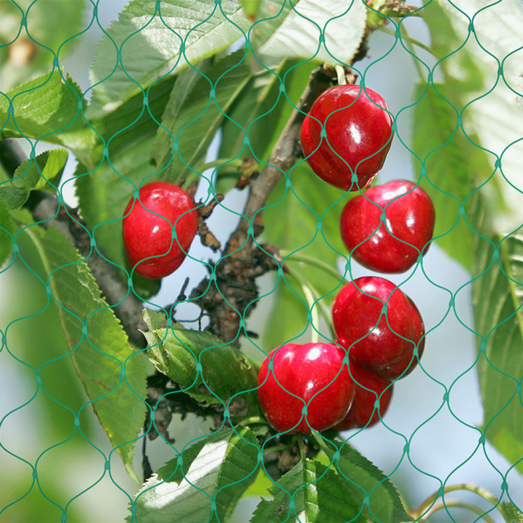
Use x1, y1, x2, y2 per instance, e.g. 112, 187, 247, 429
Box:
333, 277, 425, 381
341, 180, 435, 273
335, 362, 393, 430
122, 182, 198, 279
300, 84, 393, 191
257, 342, 355, 433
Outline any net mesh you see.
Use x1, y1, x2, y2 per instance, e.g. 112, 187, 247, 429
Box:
0, 0, 522, 521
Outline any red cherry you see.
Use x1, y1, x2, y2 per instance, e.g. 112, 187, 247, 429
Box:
122, 182, 198, 279
300, 84, 393, 191
332, 277, 425, 381
341, 180, 435, 273
335, 362, 393, 430
257, 342, 355, 434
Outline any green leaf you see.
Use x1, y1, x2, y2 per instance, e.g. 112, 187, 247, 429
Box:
0, 198, 14, 266
499, 502, 523, 522
216, 59, 313, 193
88, 0, 251, 119
262, 163, 349, 348
142, 310, 261, 417
31, 226, 148, 481
89, 75, 177, 160
151, 61, 211, 172
250, 0, 366, 64
132, 274, 163, 301
410, 82, 492, 270
75, 76, 177, 277
246, 0, 292, 48
0, 184, 26, 212
240, 0, 260, 18
428, 0, 523, 237
75, 137, 156, 273
423, 1, 484, 94
15, 149, 68, 190
251, 459, 364, 523
472, 223, 523, 475
427, 0, 523, 472
0, 149, 68, 209
262, 276, 312, 350
245, 469, 273, 497
317, 438, 412, 523
130, 426, 259, 523
0, 69, 94, 150
0, 0, 87, 91
152, 50, 251, 184
424, 1, 523, 240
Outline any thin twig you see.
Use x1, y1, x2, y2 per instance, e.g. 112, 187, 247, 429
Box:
421, 501, 497, 523
194, 66, 340, 343
379, 26, 434, 56
412, 483, 502, 521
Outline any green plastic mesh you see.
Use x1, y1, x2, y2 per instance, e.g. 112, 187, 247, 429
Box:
0, 0, 522, 521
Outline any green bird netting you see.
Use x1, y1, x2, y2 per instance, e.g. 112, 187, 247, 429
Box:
0, 0, 523, 522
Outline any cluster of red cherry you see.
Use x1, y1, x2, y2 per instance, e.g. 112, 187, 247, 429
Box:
120, 83, 435, 435
257, 84, 435, 434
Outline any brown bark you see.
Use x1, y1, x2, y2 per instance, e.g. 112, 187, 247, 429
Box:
192, 66, 341, 343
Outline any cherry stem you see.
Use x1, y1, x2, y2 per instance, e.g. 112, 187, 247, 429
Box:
263, 445, 289, 455
335, 65, 347, 86
412, 483, 504, 521
303, 284, 320, 343
296, 436, 307, 460
286, 268, 332, 341
280, 251, 346, 284
238, 416, 266, 427
398, 25, 426, 81
421, 501, 497, 523
379, 26, 434, 56
199, 158, 243, 172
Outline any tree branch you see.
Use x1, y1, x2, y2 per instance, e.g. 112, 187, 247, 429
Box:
237, 66, 337, 237
0, 139, 147, 347
1, 54, 364, 432
193, 65, 350, 343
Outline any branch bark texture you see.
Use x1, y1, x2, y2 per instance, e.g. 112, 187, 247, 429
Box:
193, 66, 337, 343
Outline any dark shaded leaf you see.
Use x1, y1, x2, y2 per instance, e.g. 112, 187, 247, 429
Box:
0, 149, 68, 209
411, 82, 492, 270
0, 198, 14, 266
75, 76, 177, 280
143, 310, 261, 418
152, 50, 251, 184
216, 59, 313, 193
262, 163, 351, 348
